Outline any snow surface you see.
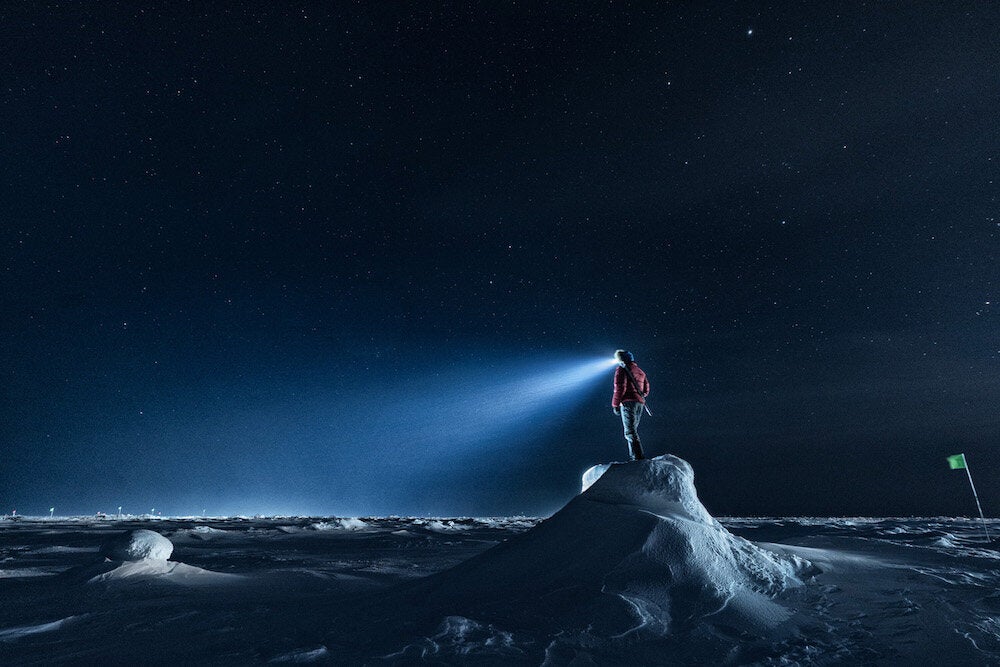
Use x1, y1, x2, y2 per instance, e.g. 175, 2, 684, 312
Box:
3, 458, 1000, 664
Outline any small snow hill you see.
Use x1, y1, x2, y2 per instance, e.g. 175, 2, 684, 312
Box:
340, 455, 817, 663
61, 528, 239, 586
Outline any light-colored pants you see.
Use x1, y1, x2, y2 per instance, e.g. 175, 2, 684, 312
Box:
620, 401, 645, 460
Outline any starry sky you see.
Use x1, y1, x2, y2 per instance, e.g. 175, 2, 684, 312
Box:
2, 3, 998, 517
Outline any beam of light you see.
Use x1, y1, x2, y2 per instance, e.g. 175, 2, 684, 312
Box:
367, 355, 623, 459
109, 352, 624, 516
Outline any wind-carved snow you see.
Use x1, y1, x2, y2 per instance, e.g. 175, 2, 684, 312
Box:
268, 646, 330, 663
102, 529, 173, 561
185, 525, 230, 539
68, 529, 241, 586
581, 456, 814, 634
0, 615, 84, 642
84, 559, 240, 585
426, 520, 471, 533
608, 593, 671, 639
370, 455, 816, 662
309, 518, 369, 531
383, 616, 523, 661
581, 462, 611, 492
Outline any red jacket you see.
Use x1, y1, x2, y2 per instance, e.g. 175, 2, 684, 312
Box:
612, 362, 649, 407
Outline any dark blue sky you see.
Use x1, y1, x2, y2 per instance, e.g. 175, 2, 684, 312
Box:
2, 3, 997, 517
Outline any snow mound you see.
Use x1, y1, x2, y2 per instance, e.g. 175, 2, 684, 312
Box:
70, 528, 238, 587
337, 517, 369, 531
101, 529, 173, 561
375, 455, 816, 660
426, 520, 470, 533
310, 518, 369, 531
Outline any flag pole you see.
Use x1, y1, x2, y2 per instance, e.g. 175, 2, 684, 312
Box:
963, 456, 992, 543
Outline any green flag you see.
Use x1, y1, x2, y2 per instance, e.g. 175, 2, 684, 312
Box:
947, 453, 967, 470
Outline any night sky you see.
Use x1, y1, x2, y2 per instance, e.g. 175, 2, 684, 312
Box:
3, 3, 998, 518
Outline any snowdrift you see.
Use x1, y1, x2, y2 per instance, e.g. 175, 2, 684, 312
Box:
358, 455, 816, 662
84, 558, 239, 585
62, 529, 239, 586
101, 528, 173, 561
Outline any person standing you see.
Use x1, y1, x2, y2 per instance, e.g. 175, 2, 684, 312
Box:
611, 349, 650, 461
